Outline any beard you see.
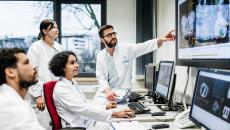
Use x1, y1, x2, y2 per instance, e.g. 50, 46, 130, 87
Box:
19, 70, 38, 89
19, 79, 38, 89
104, 38, 117, 48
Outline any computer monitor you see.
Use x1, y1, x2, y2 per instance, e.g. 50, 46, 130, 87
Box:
190, 69, 230, 130
155, 61, 175, 101
144, 64, 156, 97
154, 61, 177, 111
176, 0, 230, 69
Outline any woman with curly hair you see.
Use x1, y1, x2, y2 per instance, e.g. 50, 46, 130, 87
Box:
49, 51, 134, 129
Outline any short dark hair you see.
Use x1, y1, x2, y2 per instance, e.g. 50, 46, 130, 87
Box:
38, 19, 56, 40
98, 25, 114, 38
49, 51, 77, 77
0, 48, 25, 85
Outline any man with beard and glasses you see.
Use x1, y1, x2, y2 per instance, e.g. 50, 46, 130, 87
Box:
0, 48, 45, 130
96, 25, 176, 101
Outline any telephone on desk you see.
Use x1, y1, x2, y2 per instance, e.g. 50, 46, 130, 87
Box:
174, 108, 195, 129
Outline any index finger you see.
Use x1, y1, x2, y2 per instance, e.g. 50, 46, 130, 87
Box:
125, 111, 135, 117
168, 30, 175, 34
123, 109, 134, 112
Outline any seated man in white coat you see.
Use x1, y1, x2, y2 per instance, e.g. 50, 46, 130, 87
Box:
0, 48, 45, 130
49, 51, 134, 130
96, 25, 176, 101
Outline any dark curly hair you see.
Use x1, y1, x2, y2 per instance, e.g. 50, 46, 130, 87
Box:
98, 24, 114, 38
49, 51, 77, 77
0, 48, 25, 85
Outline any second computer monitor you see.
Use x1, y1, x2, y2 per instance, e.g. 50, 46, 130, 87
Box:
145, 64, 156, 95
155, 61, 175, 101
190, 69, 230, 130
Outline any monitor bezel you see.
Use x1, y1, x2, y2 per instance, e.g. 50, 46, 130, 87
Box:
189, 69, 230, 129
175, 0, 230, 70
144, 64, 156, 93
155, 61, 175, 101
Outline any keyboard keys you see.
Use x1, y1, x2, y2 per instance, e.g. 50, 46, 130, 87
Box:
128, 102, 151, 114
128, 92, 144, 102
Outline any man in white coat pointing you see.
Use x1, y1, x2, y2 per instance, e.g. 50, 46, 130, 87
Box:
96, 24, 175, 101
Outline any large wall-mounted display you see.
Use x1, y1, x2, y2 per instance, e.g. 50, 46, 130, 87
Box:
176, 0, 230, 69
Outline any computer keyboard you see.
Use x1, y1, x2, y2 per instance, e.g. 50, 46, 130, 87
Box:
128, 92, 144, 102
128, 102, 151, 114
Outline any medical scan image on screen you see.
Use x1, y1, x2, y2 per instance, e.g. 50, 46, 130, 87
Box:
155, 62, 173, 98
177, 0, 230, 59
191, 70, 230, 130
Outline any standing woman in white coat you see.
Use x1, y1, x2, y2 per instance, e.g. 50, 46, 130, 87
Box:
27, 19, 62, 130
49, 51, 134, 129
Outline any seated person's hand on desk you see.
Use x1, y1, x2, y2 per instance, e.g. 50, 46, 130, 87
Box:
112, 109, 135, 118
105, 88, 118, 101
106, 101, 117, 109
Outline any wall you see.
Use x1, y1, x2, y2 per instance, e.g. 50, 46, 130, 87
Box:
156, 0, 196, 103
107, 0, 136, 43
107, 0, 137, 80
105, 0, 197, 97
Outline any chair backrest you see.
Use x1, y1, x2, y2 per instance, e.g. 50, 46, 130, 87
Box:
43, 80, 61, 130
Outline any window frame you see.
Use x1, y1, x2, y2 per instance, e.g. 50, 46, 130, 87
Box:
0, 0, 106, 77
56, 0, 106, 77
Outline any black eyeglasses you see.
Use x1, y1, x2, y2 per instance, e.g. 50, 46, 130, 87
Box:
103, 32, 117, 38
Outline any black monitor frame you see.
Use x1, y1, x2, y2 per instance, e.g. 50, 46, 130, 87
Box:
155, 61, 175, 101
154, 61, 177, 111
175, 0, 230, 69
144, 64, 156, 97
190, 69, 230, 130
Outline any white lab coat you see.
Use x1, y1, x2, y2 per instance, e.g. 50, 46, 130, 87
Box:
96, 39, 158, 91
53, 77, 112, 128
0, 84, 45, 130
27, 40, 62, 97
26, 39, 62, 130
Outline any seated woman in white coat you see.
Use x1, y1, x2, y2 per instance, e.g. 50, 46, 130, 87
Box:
49, 51, 134, 129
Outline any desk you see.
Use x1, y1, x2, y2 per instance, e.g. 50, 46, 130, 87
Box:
109, 103, 201, 130
92, 90, 200, 130
141, 121, 200, 130
110, 104, 178, 122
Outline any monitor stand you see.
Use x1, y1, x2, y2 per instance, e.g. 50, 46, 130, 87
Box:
153, 96, 177, 111
157, 104, 178, 111
145, 91, 155, 99
145, 91, 151, 97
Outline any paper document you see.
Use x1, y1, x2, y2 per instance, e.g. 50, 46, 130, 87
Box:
111, 87, 130, 103
110, 121, 147, 130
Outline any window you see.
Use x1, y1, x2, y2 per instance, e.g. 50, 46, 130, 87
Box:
61, 3, 103, 76
0, 0, 106, 77
0, 1, 53, 51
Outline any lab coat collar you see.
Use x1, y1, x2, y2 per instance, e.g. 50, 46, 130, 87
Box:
59, 77, 78, 86
1, 83, 24, 100
41, 40, 62, 52
105, 43, 119, 56
53, 41, 62, 51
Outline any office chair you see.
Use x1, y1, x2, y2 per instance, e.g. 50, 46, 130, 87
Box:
43, 81, 86, 130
